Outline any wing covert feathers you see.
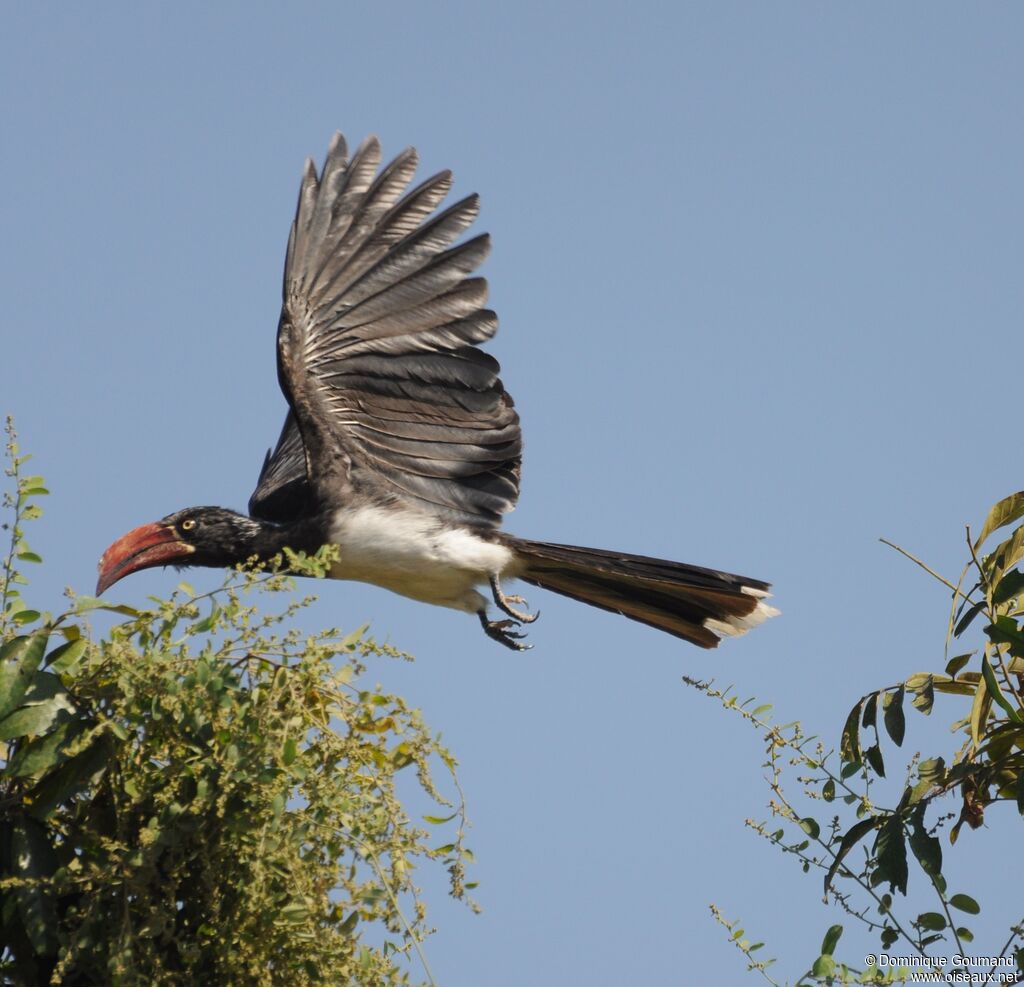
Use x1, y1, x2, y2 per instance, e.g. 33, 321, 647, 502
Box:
264, 132, 521, 526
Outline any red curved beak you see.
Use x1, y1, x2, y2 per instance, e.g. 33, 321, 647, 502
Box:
96, 522, 195, 595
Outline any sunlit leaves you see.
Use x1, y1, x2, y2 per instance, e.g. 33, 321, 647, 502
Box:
975, 492, 1024, 550
906, 673, 935, 715
0, 631, 50, 720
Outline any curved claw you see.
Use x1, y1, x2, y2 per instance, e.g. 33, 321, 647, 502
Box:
478, 612, 533, 651
489, 576, 540, 624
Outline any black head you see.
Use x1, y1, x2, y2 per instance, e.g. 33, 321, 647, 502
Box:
96, 506, 264, 594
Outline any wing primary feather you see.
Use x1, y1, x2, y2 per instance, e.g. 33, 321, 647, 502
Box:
265, 133, 522, 527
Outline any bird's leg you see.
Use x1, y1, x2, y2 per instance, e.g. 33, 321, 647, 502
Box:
489, 575, 539, 623
477, 611, 533, 651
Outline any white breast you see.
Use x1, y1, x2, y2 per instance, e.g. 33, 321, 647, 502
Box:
327, 505, 516, 613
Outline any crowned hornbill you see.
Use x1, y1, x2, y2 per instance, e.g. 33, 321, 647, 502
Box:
97, 133, 777, 650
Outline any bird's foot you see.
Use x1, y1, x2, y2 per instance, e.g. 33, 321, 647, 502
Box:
478, 612, 533, 651
489, 575, 540, 623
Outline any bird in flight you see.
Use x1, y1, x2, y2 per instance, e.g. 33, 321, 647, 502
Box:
97, 133, 777, 650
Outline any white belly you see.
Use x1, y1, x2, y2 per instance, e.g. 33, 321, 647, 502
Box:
327, 505, 517, 612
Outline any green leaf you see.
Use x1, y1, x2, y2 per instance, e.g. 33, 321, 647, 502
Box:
956, 926, 974, 943
72, 596, 142, 617
945, 653, 973, 678
422, 812, 458, 825
283, 737, 298, 765
820, 923, 843, 956
987, 617, 1024, 661
16, 551, 42, 563
27, 735, 110, 819
865, 743, 885, 778
994, 568, 1024, 605
0, 697, 71, 740
975, 491, 1024, 549
799, 817, 820, 840
0, 631, 50, 720
912, 757, 944, 797
980, 651, 1023, 723
874, 817, 908, 896
22, 671, 69, 704
969, 673, 991, 745
990, 528, 1024, 585
191, 604, 221, 634
862, 692, 878, 729
916, 911, 946, 931
840, 699, 864, 764
949, 893, 980, 915
883, 687, 906, 746
908, 674, 935, 716
11, 609, 41, 625
279, 899, 310, 923
340, 624, 370, 651
908, 804, 941, 878
932, 676, 978, 697
45, 638, 86, 673
811, 954, 836, 977
822, 778, 835, 802
5, 714, 81, 778
824, 818, 877, 893
955, 600, 986, 638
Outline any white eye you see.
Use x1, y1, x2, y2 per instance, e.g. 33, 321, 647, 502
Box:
181, 519, 197, 531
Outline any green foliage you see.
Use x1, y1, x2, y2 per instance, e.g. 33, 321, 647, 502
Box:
696, 486, 1024, 985
0, 420, 472, 985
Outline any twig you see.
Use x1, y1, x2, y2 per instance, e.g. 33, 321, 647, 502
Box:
879, 538, 981, 607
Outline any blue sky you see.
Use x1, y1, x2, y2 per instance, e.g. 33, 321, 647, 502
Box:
4, 4, 1024, 983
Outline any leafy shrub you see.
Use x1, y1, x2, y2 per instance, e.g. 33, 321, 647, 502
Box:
0, 420, 472, 986
697, 491, 1024, 983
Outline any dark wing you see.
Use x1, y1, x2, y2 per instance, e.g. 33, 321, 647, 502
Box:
249, 410, 316, 522
267, 132, 521, 527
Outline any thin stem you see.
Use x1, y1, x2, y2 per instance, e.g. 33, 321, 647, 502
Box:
1, 423, 21, 630
879, 538, 981, 607
987, 919, 1024, 982
345, 831, 436, 987
932, 881, 964, 957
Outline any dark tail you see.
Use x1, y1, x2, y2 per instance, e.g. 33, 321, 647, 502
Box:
510, 539, 777, 648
